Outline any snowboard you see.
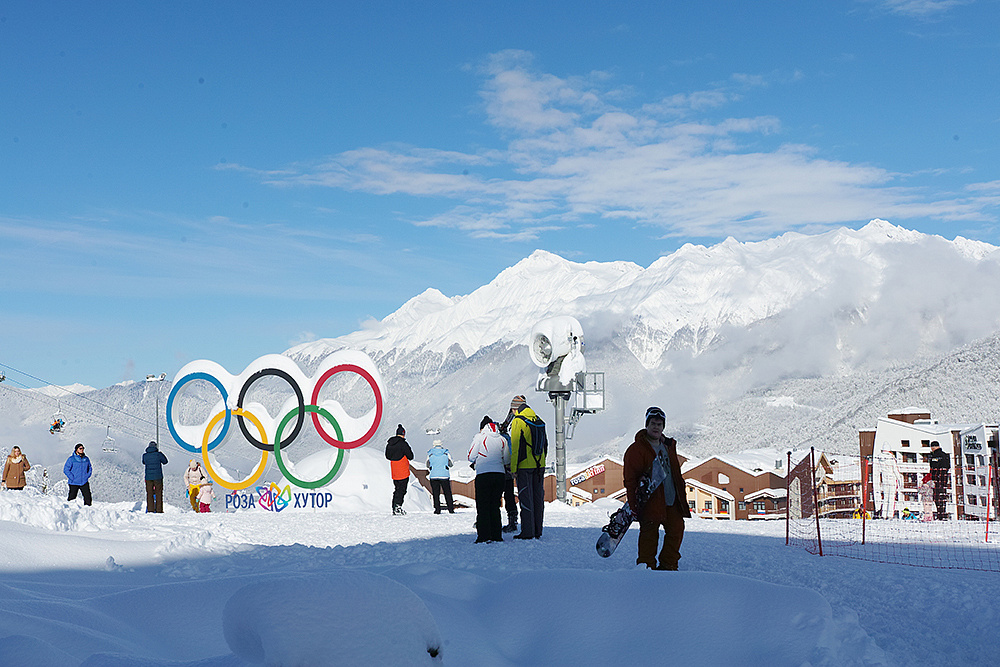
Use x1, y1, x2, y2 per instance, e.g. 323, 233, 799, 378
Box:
596, 457, 668, 558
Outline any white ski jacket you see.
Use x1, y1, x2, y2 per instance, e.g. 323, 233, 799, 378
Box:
467, 422, 509, 476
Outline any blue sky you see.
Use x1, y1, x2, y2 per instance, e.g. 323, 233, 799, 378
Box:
1, 0, 998, 391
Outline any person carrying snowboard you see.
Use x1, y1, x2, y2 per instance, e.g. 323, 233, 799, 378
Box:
385, 424, 414, 515
623, 407, 690, 570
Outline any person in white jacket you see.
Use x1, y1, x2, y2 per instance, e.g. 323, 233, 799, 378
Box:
197, 480, 216, 513
468, 416, 510, 543
183, 460, 208, 512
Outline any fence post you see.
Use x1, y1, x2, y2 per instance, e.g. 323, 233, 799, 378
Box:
786, 451, 791, 546
811, 447, 823, 557
861, 456, 868, 545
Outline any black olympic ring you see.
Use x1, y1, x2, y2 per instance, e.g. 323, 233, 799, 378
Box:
236, 367, 305, 452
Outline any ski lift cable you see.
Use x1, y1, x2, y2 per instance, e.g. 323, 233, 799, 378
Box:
0, 362, 279, 470
0, 377, 156, 442
0, 360, 160, 429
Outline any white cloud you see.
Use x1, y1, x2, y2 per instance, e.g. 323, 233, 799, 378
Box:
874, 0, 971, 17
235, 51, 997, 241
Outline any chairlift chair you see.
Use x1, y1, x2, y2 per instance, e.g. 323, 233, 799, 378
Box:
102, 426, 117, 453
50, 407, 66, 434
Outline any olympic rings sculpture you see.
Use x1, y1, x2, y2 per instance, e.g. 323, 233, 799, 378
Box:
166, 351, 384, 492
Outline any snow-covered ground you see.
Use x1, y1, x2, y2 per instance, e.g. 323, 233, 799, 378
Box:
2, 480, 999, 666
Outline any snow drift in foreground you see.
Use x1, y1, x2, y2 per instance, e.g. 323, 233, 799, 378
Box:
13, 484, 1000, 666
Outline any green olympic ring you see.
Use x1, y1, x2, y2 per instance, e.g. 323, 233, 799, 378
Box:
273, 404, 346, 490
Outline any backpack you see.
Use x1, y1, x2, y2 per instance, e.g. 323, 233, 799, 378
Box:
515, 414, 548, 464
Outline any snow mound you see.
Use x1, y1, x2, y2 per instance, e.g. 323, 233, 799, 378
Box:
488, 569, 885, 666
0, 634, 77, 667
223, 572, 443, 665
0, 487, 142, 532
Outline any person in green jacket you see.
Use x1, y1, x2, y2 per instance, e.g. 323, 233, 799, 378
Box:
509, 395, 547, 539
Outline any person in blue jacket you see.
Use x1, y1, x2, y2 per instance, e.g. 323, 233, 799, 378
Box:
142, 441, 168, 513
425, 439, 455, 514
64, 443, 93, 506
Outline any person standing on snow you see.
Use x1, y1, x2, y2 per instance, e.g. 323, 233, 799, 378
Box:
183, 460, 208, 512
928, 441, 951, 520
64, 443, 93, 506
197, 480, 215, 513
509, 395, 547, 540
468, 416, 509, 543
2, 446, 31, 490
426, 439, 455, 514
623, 407, 690, 570
497, 410, 519, 534
385, 424, 414, 515
142, 441, 168, 513
917, 473, 935, 522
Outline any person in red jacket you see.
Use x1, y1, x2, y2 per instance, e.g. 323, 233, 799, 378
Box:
623, 407, 691, 570
385, 424, 414, 516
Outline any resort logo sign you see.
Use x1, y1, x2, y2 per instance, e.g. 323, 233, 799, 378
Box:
166, 351, 384, 510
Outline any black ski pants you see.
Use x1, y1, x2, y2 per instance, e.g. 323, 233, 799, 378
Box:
391, 478, 408, 510
474, 472, 505, 542
430, 478, 454, 513
68, 482, 92, 506
515, 468, 545, 538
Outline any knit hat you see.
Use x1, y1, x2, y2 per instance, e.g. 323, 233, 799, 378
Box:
510, 395, 526, 412
396, 424, 405, 437
645, 406, 666, 425
480, 415, 493, 430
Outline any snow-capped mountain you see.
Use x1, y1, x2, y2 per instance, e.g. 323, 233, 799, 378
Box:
283, 219, 1000, 460
6, 219, 1000, 495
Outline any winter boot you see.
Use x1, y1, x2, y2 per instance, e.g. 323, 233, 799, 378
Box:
502, 517, 518, 533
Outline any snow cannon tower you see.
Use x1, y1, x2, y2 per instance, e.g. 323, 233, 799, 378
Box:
529, 316, 605, 503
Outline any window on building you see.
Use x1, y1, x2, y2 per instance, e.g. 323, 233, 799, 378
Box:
688, 500, 696, 510
738, 501, 746, 510
968, 495, 978, 505
921, 440, 931, 447
980, 476, 987, 487
967, 474, 977, 486
978, 455, 985, 466
901, 440, 910, 447
966, 454, 976, 467
982, 496, 989, 506
704, 500, 713, 511
902, 453, 917, 463
753, 501, 765, 513
904, 493, 918, 502
720, 500, 730, 513
903, 473, 918, 488
920, 454, 930, 463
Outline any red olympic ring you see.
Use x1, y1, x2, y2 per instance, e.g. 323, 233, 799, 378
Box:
310, 364, 383, 449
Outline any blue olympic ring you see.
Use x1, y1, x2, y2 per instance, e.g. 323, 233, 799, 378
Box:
167, 372, 231, 454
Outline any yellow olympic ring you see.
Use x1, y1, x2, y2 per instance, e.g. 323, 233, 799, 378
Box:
201, 408, 269, 491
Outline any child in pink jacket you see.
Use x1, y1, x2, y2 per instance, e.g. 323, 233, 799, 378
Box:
197, 481, 216, 513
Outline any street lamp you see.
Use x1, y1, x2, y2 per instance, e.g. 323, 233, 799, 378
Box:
146, 373, 167, 443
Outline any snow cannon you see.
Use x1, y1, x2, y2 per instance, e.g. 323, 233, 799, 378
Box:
529, 316, 585, 393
